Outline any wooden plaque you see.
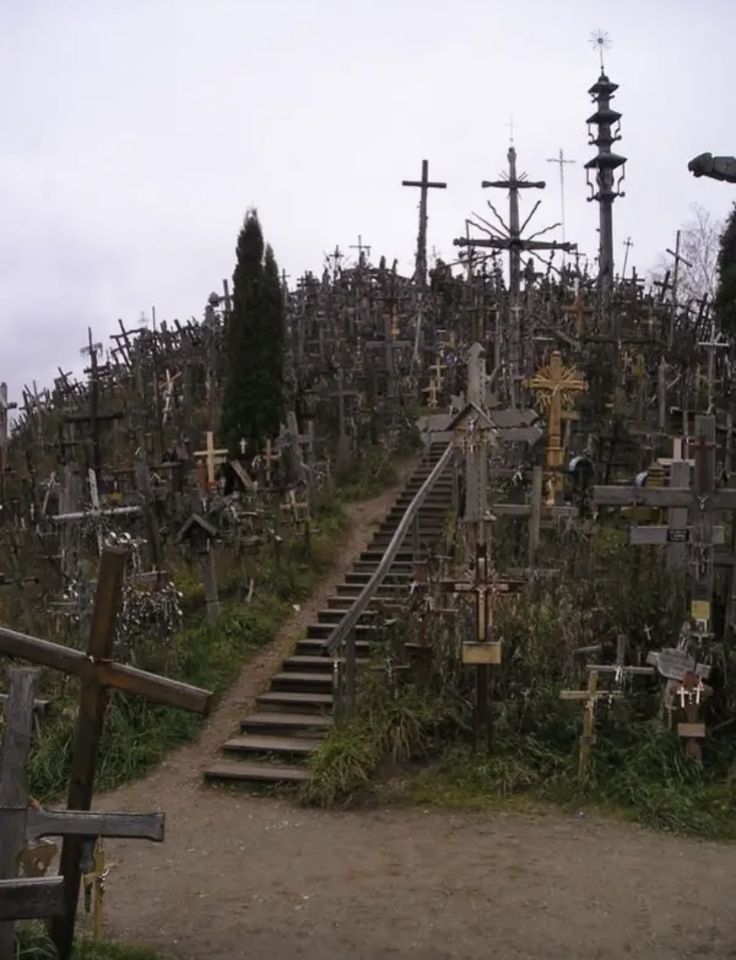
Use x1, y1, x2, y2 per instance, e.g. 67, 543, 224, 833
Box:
677, 722, 706, 739
462, 641, 502, 665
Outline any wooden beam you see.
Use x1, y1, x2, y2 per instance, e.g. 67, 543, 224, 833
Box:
0, 878, 64, 922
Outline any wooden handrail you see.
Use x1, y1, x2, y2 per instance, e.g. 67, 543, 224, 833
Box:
327, 442, 453, 658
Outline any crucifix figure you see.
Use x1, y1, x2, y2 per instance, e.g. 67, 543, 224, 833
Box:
0, 548, 211, 959
524, 351, 587, 503
402, 159, 447, 288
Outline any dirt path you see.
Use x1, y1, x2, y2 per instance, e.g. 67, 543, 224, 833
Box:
94, 469, 736, 960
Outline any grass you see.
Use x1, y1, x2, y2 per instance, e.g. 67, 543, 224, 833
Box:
23, 489, 350, 802
301, 517, 736, 841
14, 925, 168, 960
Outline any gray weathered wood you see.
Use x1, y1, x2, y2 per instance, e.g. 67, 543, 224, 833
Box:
26, 809, 165, 842
0, 668, 39, 957
0, 877, 64, 922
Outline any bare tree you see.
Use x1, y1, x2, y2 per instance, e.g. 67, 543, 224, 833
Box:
650, 203, 722, 304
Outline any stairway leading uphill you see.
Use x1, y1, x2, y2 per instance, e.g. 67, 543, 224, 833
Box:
204, 443, 452, 787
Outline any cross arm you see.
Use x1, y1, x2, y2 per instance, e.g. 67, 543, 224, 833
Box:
401, 180, 447, 189
26, 808, 165, 842
0, 626, 212, 715
593, 486, 692, 508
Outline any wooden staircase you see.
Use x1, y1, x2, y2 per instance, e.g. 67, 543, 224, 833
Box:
204, 444, 452, 787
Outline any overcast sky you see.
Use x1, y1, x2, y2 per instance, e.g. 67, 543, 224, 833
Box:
2, 0, 735, 403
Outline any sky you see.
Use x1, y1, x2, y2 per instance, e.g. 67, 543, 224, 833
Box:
1, 0, 735, 403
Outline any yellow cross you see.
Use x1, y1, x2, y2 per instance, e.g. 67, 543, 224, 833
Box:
422, 378, 440, 409
562, 289, 592, 337
524, 350, 586, 499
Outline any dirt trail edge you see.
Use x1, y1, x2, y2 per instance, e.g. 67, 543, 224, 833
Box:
97, 465, 736, 960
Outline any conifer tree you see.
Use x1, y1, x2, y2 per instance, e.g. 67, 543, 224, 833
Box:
715, 203, 736, 336
220, 210, 285, 458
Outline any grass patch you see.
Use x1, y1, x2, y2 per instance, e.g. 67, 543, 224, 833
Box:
24, 492, 350, 801
14, 924, 167, 960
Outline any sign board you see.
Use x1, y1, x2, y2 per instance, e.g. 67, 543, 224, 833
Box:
667, 529, 689, 543
647, 647, 712, 681
462, 641, 502, 665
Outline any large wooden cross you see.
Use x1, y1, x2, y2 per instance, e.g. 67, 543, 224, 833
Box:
401, 159, 447, 288
524, 350, 587, 502
0, 547, 212, 959
595, 415, 736, 636
442, 544, 525, 740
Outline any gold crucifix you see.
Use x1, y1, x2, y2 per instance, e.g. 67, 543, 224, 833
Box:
524, 350, 586, 502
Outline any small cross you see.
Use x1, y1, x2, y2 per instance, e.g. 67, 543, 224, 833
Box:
193, 431, 228, 487
349, 235, 371, 262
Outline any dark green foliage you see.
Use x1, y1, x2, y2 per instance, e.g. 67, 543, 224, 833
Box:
220, 210, 285, 457
715, 202, 736, 335
305, 520, 736, 838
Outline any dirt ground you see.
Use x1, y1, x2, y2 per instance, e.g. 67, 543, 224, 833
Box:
93, 472, 736, 960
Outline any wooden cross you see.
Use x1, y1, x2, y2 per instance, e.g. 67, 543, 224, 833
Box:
585, 633, 654, 684
560, 670, 623, 781
442, 544, 525, 740
647, 644, 713, 761
561, 284, 593, 337
422, 378, 440, 410
0, 548, 211, 959
349, 234, 371, 262
261, 438, 281, 488
696, 322, 728, 413
193, 431, 228, 488
524, 351, 587, 502
429, 356, 446, 390
595, 415, 736, 637
280, 489, 312, 547
402, 159, 447, 288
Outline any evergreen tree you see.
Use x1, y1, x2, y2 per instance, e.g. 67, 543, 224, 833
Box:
220, 210, 285, 458
715, 202, 736, 335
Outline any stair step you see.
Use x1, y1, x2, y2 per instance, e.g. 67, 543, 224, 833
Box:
296, 637, 371, 655
223, 734, 321, 756
205, 761, 311, 783
272, 671, 333, 686
257, 691, 333, 708
281, 655, 331, 671
241, 711, 332, 732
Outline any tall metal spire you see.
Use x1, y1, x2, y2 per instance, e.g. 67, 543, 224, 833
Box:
584, 34, 626, 289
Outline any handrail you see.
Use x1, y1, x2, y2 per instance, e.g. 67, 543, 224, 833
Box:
327, 441, 454, 657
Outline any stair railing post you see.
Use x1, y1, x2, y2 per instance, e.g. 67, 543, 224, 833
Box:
345, 627, 357, 713
332, 653, 344, 724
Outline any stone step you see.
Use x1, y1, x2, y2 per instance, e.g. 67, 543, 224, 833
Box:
222, 734, 322, 756
257, 690, 333, 711
205, 761, 311, 784
241, 711, 332, 733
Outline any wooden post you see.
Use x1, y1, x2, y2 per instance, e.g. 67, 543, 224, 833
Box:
528, 465, 543, 566
50, 547, 127, 960
0, 667, 39, 958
